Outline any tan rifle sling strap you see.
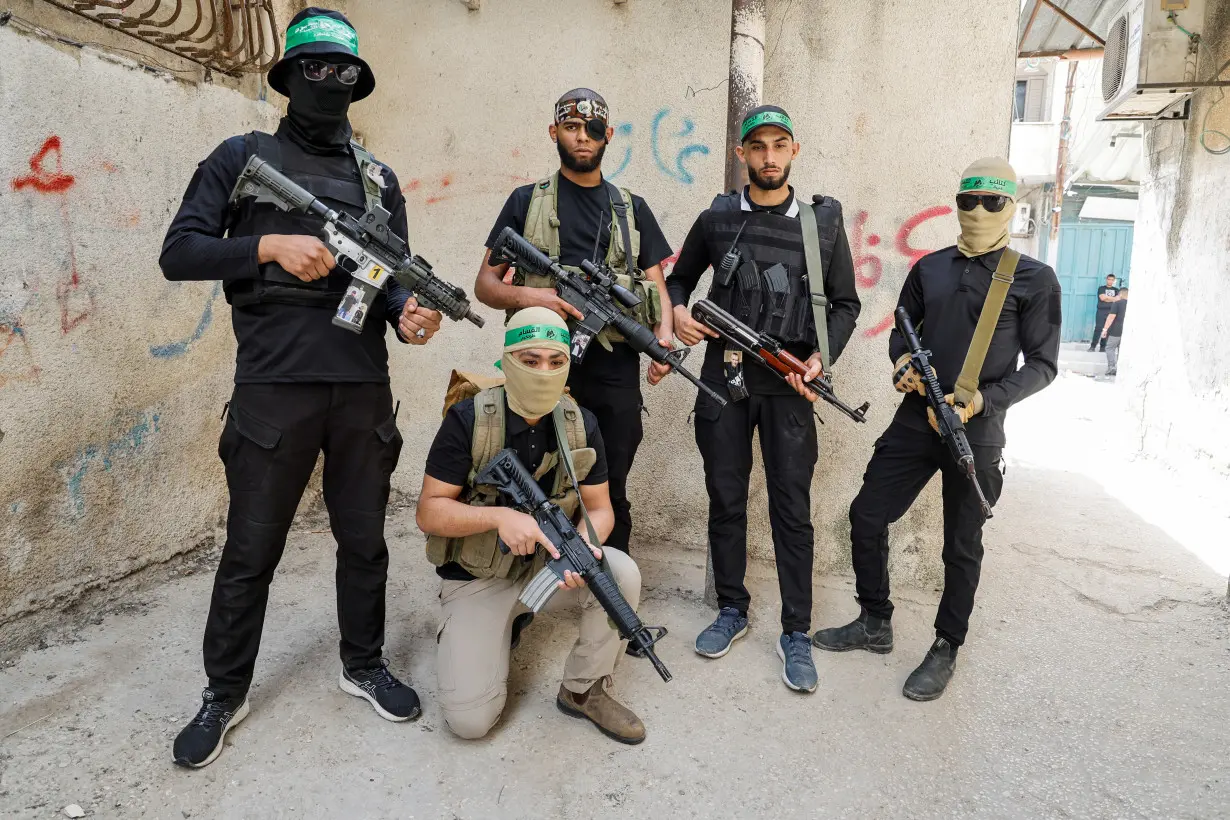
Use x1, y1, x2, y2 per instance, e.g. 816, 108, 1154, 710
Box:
954, 248, 1021, 407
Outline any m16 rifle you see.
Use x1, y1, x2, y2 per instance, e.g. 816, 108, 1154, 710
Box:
229, 156, 484, 333
474, 448, 672, 683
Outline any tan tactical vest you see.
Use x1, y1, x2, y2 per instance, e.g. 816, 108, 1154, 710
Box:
424, 386, 595, 581
514, 172, 662, 348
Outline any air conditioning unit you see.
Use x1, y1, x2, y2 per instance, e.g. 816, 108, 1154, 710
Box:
1011, 203, 1034, 237
1098, 0, 1203, 121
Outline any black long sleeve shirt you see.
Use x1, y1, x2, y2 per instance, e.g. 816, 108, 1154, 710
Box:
159, 121, 412, 383
889, 246, 1062, 446
666, 192, 861, 394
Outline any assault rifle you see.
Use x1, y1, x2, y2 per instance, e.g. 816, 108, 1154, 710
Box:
691, 299, 869, 424
474, 448, 672, 683
229, 156, 484, 334
491, 227, 726, 407
894, 307, 993, 520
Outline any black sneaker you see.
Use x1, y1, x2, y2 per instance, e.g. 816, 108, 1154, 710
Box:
339, 660, 421, 722
902, 637, 958, 701
172, 689, 249, 769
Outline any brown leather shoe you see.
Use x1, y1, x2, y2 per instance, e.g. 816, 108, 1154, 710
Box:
556, 681, 646, 745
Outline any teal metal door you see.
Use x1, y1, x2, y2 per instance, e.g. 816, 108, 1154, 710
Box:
1054, 221, 1134, 343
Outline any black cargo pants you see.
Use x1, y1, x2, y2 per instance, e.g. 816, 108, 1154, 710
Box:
203, 383, 402, 698
567, 381, 644, 554
694, 385, 819, 635
848, 420, 1004, 646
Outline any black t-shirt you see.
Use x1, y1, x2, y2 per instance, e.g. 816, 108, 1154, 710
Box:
159, 121, 412, 383
485, 174, 674, 389
1107, 298, 1127, 337
425, 395, 608, 580
1096, 285, 1118, 314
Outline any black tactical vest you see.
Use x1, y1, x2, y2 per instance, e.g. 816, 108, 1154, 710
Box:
703, 192, 842, 347
226, 130, 370, 308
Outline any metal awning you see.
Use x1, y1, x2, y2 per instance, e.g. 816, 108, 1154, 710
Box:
1018, 0, 1125, 59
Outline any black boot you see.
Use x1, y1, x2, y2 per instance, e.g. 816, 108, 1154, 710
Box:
902, 637, 958, 701
812, 610, 893, 654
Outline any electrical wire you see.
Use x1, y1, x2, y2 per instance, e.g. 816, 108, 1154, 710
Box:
1168, 11, 1230, 155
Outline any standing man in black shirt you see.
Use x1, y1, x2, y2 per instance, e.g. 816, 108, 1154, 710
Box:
1089, 274, 1119, 352
813, 157, 1061, 702
1100, 286, 1128, 376
159, 8, 439, 768
473, 88, 675, 556
665, 106, 861, 693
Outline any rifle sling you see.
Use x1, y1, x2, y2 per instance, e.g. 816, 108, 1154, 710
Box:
799, 201, 831, 372
954, 249, 1020, 407
551, 404, 600, 548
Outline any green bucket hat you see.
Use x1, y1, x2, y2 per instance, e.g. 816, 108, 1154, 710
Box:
267, 8, 375, 101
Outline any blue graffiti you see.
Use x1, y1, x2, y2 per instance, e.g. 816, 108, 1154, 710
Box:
651, 109, 710, 184
150, 282, 222, 359
606, 122, 635, 180
604, 108, 711, 185
59, 412, 161, 518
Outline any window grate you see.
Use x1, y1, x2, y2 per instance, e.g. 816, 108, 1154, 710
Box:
41, 0, 280, 75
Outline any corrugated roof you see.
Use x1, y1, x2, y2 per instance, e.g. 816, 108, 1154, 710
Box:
1018, 0, 1126, 55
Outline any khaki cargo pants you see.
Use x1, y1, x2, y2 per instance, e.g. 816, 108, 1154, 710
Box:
435, 548, 641, 739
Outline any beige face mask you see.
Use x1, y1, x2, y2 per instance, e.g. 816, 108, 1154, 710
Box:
500, 306, 572, 419
955, 156, 1018, 258
956, 205, 1014, 258
503, 351, 569, 418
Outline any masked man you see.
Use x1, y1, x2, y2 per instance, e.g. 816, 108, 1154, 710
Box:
160, 8, 439, 767
813, 158, 1061, 701
665, 106, 861, 693
416, 307, 647, 744
473, 89, 675, 556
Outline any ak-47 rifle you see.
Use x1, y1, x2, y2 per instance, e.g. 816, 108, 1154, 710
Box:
229, 156, 484, 334
491, 227, 726, 407
894, 307, 993, 519
474, 448, 672, 683
691, 299, 869, 423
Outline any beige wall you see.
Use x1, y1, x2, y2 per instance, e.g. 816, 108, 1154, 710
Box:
1123, 1, 1230, 477
340, 0, 1019, 583
0, 5, 298, 647
4, 0, 1022, 646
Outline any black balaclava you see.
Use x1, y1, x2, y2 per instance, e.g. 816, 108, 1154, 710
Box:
284, 63, 355, 151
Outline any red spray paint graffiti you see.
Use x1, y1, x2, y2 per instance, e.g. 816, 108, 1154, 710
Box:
853, 205, 953, 337
9, 136, 94, 334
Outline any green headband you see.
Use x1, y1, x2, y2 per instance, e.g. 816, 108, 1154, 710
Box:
741, 111, 794, 141
960, 175, 1017, 197
504, 324, 571, 348
285, 15, 360, 55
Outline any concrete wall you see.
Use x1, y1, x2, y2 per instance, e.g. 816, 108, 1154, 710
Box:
0, 2, 300, 648
340, 0, 1019, 585
1123, 1, 1230, 476
4, 0, 1022, 645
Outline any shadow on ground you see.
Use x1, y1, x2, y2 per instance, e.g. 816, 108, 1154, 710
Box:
1, 456, 1227, 819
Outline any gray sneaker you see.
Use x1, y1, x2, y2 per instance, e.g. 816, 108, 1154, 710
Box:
777, 632, 819, 693
694, 607, 749, 658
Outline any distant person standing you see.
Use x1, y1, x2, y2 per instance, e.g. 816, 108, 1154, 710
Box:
1089, 274, 1119, 352
1100, 287, 1128, 377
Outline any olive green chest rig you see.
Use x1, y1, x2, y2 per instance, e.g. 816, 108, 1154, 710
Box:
513, 172, 663, 348
424, 387, 597, 581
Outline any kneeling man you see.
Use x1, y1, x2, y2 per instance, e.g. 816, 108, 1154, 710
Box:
416, 307, 646, 744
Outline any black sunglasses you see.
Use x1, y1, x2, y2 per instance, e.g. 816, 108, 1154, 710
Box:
956, 193, 1010, 213
301, 59, 361, 86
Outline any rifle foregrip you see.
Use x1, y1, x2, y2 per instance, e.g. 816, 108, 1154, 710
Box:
495, 227, 556, 277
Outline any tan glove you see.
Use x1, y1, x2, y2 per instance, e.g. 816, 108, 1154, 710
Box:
893, 353, 927, 395
927, 391, 984, 433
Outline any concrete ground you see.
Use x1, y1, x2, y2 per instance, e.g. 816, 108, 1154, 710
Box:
2, 375, 1228, 820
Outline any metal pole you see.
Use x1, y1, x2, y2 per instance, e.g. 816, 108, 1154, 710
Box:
1052, 61, 1079, 241
706, 0, 765, 609
1040, 0, 1106, 46
722, 0, 766, 192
